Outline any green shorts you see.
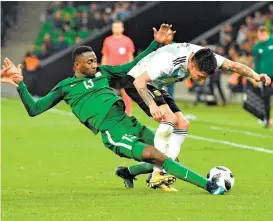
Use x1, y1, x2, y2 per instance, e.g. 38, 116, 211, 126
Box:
101, 115, 155, 161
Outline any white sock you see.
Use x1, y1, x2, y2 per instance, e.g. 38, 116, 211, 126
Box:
166, 129, 188, 160
152, 122, 174, 175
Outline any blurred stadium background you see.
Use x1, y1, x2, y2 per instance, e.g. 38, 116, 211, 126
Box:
1, 1, 273, 221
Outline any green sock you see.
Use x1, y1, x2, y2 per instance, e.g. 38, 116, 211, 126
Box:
128, 162, 153, 176
162, 158, 208, 189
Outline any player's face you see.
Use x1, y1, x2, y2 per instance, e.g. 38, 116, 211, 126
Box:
76, 52, 98, 76
188, 63, 207, 82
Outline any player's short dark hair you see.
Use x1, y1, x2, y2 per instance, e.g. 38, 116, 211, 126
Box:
72, 45, 93, 62
192, 48, 217, 75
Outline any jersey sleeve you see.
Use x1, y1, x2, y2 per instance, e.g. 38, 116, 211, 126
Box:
214, 53, 226, 69
100, 41, 162, 79
146, 52, 173, 80
17, 81, 63, 117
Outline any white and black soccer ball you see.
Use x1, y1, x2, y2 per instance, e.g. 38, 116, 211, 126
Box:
207, 166, 235, 191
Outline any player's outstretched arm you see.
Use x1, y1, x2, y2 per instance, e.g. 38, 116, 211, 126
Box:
221, 59, 271, 86
103, 24, 175, 78
2, 58, 63, 117
101, 40, 162, 80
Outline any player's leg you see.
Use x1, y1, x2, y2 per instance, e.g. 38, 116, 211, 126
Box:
116, 125, 154, 188
140, 144, 225, 195
123, 84, 179, 189
161, 91, 190, 160
149, 103, 177, 185
101, 117, 224, 194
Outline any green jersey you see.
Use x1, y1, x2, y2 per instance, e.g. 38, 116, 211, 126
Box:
253, 36, 273, 76
17, 41, 161, 134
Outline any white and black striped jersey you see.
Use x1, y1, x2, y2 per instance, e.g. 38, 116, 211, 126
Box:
128, 43, 226, 88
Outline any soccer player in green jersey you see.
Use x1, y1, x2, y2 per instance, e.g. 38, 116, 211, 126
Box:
3, 24, 226, 195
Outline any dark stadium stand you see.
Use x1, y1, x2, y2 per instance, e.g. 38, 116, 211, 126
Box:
1, 1, 19, 47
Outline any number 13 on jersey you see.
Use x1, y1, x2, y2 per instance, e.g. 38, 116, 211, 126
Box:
84, 79, 94, 89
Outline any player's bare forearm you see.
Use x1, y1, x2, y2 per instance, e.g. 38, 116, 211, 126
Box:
221, 60, 259, 80
133, 79, 155, 108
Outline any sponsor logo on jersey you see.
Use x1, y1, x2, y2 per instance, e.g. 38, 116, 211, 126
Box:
95, 72, 102, 77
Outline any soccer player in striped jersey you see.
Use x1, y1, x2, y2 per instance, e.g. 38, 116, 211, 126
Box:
116, 33, 271, 191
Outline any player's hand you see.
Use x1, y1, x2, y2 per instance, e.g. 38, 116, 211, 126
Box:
153, 23, 176, 44
1, 71, 23, 87
255, 73, 271, 86
150, 103, 165, 121
164, 29, 176, 45
3, 57, 22, 76
260, 74, 271, 86
1, 58, 23, 87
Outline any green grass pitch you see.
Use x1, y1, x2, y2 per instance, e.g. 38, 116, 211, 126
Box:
2, 98, 273, 221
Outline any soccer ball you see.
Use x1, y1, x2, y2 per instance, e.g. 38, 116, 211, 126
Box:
207, 166, 235, 191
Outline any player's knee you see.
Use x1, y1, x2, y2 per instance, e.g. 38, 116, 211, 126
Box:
176, 118, 190, 130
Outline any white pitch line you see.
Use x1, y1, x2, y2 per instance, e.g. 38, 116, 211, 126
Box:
209, 126, 273, 139
48, 108, 74, 116
48, 108, 273, 155
187, 135, 273, 154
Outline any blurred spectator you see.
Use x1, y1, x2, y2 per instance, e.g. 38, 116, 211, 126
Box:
53, 35, 68, 52
236, 25, 248, 45
253, 11, 265, 27
80, 11, 90, 29
119, 2, 131, 20
111, 2, 123, 21
63, 14, 72, 27
102, 13, 112, 26
90, 11, 105, 29
221, 34, 233, 55
42, 33, 54, 54
37, 44, 50, 60
228, 46, 239, 61
219, 24, 234, 45
74, 36, 83, 44
101, 20, 135, 116
252, 26, 273, 128
53, 10, 63, 29
245, 16, 256, 32
24, 45, 40, 72
89, 2, 98, 14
